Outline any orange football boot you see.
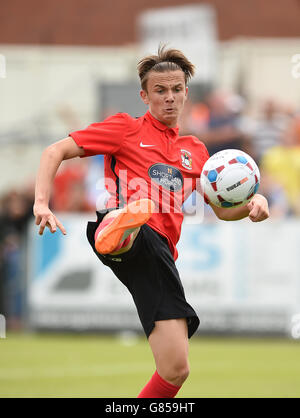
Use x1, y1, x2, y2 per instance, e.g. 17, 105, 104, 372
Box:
95, 198, 155, 254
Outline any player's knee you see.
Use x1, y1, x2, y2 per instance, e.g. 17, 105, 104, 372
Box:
163, 361, 190, 386
176, 364, 190, 385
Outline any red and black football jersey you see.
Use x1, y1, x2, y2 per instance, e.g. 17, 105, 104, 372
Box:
70, 111, 209, 260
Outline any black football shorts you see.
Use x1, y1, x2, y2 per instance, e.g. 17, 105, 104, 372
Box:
86, 210, 200, 339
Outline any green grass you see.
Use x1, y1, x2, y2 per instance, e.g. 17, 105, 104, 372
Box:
0, 333, 299, 398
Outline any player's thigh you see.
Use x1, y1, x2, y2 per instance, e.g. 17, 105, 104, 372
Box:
148, 318, 189, 373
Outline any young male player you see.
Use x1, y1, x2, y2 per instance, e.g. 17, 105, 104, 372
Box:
34, 46, 269, 398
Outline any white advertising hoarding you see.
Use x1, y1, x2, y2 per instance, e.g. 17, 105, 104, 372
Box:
137, 4, 218, 83
27, 215, 300, 335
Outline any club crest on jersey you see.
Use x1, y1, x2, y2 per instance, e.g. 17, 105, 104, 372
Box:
181, 149, 192, 170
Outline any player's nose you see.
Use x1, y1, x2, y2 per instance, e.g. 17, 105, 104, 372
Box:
165, 90, 175, 102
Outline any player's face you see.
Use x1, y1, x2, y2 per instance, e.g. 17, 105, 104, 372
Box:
140, 70, 188, 128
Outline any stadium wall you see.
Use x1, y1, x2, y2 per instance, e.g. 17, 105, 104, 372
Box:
1, 0, 300, 45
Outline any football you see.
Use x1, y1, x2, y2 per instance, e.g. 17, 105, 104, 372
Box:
200, 149, 260, 208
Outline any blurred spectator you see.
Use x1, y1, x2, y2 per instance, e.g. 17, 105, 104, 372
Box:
179, 99, 210, 136
51, 159, 94, 212
0, 189, 33, 236
252, 99, 289, 163
260, 119, 300, 216
290, 114, 300, 145
201, 90, 252, 156
0, 189, 34, 329
180, 89, 254, 157
50, 146, 109, 213
258, 169, 290, 218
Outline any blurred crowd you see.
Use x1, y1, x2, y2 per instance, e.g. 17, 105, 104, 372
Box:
1, 89, 300, 327
180, 90, 300, 218
0, 186, 34, 329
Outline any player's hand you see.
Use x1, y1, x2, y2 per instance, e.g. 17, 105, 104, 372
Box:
33, 203, 67, 235
247, 194, 269, 222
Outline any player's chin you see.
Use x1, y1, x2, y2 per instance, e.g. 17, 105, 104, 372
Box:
162, 110, 178, 123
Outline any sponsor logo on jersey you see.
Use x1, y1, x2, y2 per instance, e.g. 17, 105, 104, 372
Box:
148, 163, 183, 192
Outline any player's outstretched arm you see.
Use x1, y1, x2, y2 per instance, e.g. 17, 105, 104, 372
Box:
34, 136, 85, 235
210, 194, 269, 222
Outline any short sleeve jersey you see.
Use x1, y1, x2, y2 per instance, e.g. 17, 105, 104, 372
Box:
70, 111, 209, 260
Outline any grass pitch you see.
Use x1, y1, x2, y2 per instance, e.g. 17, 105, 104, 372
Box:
0, 332, 299, 398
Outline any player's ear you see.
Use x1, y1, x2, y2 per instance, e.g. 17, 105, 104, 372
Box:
140, 89, 149, 105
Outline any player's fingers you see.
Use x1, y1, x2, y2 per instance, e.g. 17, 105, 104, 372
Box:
39, 218, 47, 235
250, 205, 269, 222
249, 211, 260, 222
248, 194, 269, 222
47, 217, 57, 233
247, 200, 254, 211
256, 207, 269, 222
35, 215, 42, 225
248, 204, 260, 221
39, 215, 56, 234
54, 217, 67, 235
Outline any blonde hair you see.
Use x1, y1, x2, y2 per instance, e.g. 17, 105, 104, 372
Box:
137, 44, 195, 91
